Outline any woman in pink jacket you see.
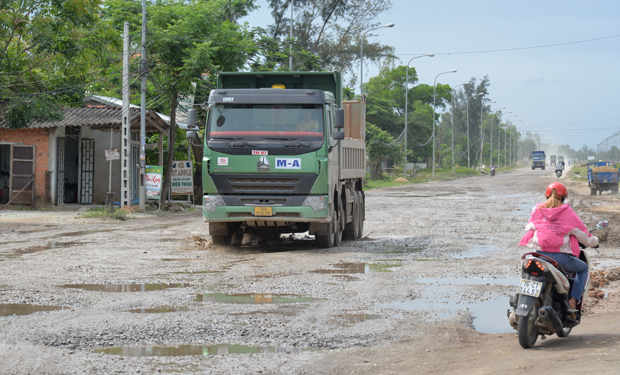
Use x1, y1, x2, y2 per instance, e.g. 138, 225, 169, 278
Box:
519, 182, 598, 315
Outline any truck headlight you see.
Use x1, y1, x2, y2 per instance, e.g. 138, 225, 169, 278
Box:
203, 195, 225, 213
302, 196, 326, 212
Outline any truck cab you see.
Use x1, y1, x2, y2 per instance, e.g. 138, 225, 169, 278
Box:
193, 72, 366, 248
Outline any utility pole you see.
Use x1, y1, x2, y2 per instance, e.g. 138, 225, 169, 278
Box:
289, 0, 293, 69
121, 22, 132, 208
139, 0, 147, 210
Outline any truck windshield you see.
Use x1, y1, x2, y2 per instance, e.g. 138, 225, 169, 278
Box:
532, 156, 544, 161
206, 104, 324, 151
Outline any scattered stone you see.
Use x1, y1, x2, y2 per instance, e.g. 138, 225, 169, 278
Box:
605, 268, 620, 281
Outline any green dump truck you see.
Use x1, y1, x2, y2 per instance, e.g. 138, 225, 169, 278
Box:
189, 72, 366, 248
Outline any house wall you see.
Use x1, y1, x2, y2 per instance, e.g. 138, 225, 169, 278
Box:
0, 128, 50, 204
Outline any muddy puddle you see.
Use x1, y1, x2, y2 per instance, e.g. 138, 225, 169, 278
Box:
0, 303, 67, 316
195, 293, 313, 304
52, 229, 113, 238
0, 242, 85, 259
452, 244, 499, 259
94, 344, 315, 357
412, 277, 520, 286
127, 307, 189, 313
62, 283, 190, 292
333, 312, 379, 326
311, 262, 400, 274
378, 297, 512, 334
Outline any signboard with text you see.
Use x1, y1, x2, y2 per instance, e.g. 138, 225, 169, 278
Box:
171, 160, 194, 196
105, 149, 120, 161
145, 165, 163, 200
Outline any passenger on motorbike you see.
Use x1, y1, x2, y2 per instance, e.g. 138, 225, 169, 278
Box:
518, 182, 598, 317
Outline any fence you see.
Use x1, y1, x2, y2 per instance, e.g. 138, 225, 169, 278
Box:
597, 131, 620, 162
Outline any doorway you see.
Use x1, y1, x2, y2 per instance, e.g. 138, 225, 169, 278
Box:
56, 127, 95, 205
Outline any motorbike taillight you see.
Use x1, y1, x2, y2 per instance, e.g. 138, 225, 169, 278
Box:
525, 259, 546, 272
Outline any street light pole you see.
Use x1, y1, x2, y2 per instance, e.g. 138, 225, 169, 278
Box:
480, 101, 496, 170
360, 23, 394, 96
403, 54, 434, 178
449, 83, 464, 174
432, 69, 457, 177
466, 94, 480, 169
489, 107, 507, 166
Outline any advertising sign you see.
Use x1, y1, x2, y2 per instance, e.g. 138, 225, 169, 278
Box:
171, 160, 194, 196
104, 149, 120, 161
145, 165, 163, 200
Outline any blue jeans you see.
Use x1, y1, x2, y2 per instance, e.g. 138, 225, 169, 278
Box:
538, 251, 588, 302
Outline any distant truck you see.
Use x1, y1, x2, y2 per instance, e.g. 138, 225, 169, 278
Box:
187, 71, 366, 248
530, 151, 546, 170
588, 162, 619, 195
558, 155, 564, 166
549, 155, 557, 166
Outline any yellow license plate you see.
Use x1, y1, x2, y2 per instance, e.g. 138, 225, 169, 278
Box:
254, 207, 273, 216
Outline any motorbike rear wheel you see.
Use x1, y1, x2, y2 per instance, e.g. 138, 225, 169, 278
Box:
518, 301, 540, 349
556, 326, 572, 337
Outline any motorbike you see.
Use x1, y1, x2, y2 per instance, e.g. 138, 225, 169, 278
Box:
490, 167, 496, 177
508, 219, 608, 349
555, 166, 563, 178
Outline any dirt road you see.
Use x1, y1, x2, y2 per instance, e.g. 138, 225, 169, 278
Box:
1, 166, 619, 374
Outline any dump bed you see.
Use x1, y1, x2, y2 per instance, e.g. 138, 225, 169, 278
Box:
588, 162, 619, 183
218, 71, 343, 108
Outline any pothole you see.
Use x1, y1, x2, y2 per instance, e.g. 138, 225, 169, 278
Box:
61, 283, 190, 292
311, 262, 400, 274
195, 293, 313, 304
0, 303, 67, 316
94, 344, 316, 357
377, 297, 512, 334
452, 244, 499, 259
126, 307, 189, 313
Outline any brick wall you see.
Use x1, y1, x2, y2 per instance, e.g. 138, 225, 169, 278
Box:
0, 128, 51, 204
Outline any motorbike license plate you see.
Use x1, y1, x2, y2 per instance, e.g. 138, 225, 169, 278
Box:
519, 279, 543, 297
254, 207, 273, 216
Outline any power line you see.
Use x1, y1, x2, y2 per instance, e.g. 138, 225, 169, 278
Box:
399, 34, 620, 56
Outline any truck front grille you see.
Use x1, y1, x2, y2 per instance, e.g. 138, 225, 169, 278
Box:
210, 174, 317, 195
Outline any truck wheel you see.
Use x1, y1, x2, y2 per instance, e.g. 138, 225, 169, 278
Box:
356, 191, 364, 240
531, 167, 534, 170
542, 166, 545, 170
334, 205, 343, 247
316, 207, 338, 248
343, 194, 359, 241
591, 188, 596, 196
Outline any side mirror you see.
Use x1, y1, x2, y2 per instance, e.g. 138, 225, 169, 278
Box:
186, 130, 199, 141
333, 131, 345, 140
596, 219, 609, 230
186, 108, 197, 129
334, 108, 345, 129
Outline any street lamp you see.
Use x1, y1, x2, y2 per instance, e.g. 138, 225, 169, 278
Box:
449, 83, 465, 174
360, 22, 395, 96
466, 93, 481, 168
432, 69, 457, 177
403, 53, 434, 178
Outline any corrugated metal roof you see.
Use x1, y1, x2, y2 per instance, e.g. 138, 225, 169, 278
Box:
0, 105, 170, 134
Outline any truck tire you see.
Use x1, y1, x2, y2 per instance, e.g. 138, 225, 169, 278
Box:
316, 206, 340, 248
334, 205, 343, 247
343, 193, 359, 241
356, 191, 364, 240
591, 188, 596, 196
542, 166, 545, 170
531, 166, 534, 170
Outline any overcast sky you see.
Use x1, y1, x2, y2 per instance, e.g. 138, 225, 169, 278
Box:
241, 0, 620, 150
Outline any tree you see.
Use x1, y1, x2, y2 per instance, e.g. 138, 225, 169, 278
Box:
263, 0, 394, 84
366, 122, 403, 180
103, 0, 255, 203
0, 0, 118, 129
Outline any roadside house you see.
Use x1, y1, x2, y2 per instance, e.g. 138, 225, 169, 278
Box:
0, 98, 170, 206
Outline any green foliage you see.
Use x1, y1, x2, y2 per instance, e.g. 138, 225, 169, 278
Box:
366, 122, 404, 180
249, 30, 323, 71
1, 0, 117, 129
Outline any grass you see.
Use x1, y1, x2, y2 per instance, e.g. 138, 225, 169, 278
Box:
364, 166, 481, 190
569, 165, 588, 181
81, 207, 128, 220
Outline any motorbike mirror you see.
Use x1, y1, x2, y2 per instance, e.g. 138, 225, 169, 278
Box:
596, 219, 609, 230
